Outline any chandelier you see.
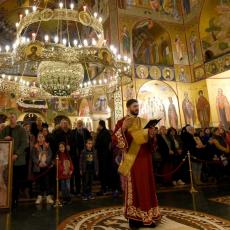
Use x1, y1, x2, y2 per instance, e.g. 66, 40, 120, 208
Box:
0, 2, 131, 97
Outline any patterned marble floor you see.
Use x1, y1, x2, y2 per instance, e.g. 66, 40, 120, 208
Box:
209, 195, 230, 206
57, 206, 230, 230
1, 185, 230, 230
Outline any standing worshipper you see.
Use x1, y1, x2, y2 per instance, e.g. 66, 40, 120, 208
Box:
52, 119, 72, 155
95, 120, 112, 194
71, 120, 91, 195
112, 99, 161, 228
0, 113, 28, 207
31, 117, 48, 138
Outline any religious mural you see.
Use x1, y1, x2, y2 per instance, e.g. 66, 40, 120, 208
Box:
182, 91, 195, 126
137, 80, 180, 128
176, 66, 190, 82
119, 0, 181, 20
200, 0, 230, 62
93, 95, 109, 113
196, 90, 210, 128
206, 75, 230, 128
0, 92, 17, 111
135, 64, 175, 80
186, 26, 203, 65
182, 0, 199, 15
79, 98, 90, 117
120, 25, 131, 56
132, 19, 173, 66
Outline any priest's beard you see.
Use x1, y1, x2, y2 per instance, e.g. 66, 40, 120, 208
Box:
130, 110, 139, 117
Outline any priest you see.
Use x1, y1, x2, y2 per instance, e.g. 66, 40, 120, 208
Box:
112, 99, 161, 229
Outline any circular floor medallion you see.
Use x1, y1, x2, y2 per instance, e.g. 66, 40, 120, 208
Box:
58, 206, 230, 230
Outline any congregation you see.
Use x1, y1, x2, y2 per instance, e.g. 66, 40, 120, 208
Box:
0, 113, 229, 207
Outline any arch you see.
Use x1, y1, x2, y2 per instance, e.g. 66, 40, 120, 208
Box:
137, 80, 180, 129
17, 112, 45, 122
132, 19, 174, 66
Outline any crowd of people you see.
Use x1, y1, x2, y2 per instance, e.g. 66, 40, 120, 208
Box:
0, 112, 229, 207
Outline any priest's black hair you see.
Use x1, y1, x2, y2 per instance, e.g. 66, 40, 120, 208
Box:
126, 99, 138, 108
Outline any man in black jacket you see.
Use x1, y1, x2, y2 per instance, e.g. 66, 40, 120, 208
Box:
156, 126, 175, 186
52, 119, 72, 155
95, 120, 112, 194
71, 120, 91, 195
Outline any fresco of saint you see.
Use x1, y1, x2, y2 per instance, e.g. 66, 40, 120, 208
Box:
175, 34, 184, 61
182, 92, 195, 125
121, 25, 131, 55
196, 90, 210, 128
190, 31, 198, 63
168, 97, 178, 129
216, 88, 230, 129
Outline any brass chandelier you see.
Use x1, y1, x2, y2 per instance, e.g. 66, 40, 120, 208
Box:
0, 2, 131, 97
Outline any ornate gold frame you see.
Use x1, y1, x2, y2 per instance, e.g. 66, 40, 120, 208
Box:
0, 140, 13, 210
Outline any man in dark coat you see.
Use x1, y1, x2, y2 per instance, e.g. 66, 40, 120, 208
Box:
52, 119, 72, 155
71, 120, 91, 195
0, 113, 28, 206
95, 120, 112, 194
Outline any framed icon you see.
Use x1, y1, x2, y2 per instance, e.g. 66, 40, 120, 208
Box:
0, 141, 13, 210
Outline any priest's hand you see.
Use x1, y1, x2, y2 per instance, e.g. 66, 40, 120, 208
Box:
122, 117, 133, 132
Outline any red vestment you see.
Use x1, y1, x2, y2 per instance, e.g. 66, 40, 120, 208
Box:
112, 117, 161, 225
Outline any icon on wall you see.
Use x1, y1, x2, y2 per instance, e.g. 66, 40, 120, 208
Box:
149, 66, 161, 80
136, 65, 149, 79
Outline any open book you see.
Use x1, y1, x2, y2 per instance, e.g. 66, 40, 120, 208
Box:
144, 119, 161, 129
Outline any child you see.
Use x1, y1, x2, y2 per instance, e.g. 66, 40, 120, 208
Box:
80, 138, 98, 200
57, 142, 74, 204
31, 132, 53, 205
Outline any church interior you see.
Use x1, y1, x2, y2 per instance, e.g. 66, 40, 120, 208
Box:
0, 0, 230, 229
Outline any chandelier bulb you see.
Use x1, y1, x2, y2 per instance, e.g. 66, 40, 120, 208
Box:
32, 32, 36, 40
62, 38, 67, 45
70, 3, 74, 10
92, 38, 96, 46
59, 2, 63, 9
83, 6, 87, 11
25, 9, 29, 15
83, 39, 88, 46
44, 34, 49, 42
32, 6, 37, 12
98, 17, 102, 23
5, 45, 10, 52
93, 12, 98, 18
15, 22, 19, 28
54, 36, 59, 43
73, 39, 78, 46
